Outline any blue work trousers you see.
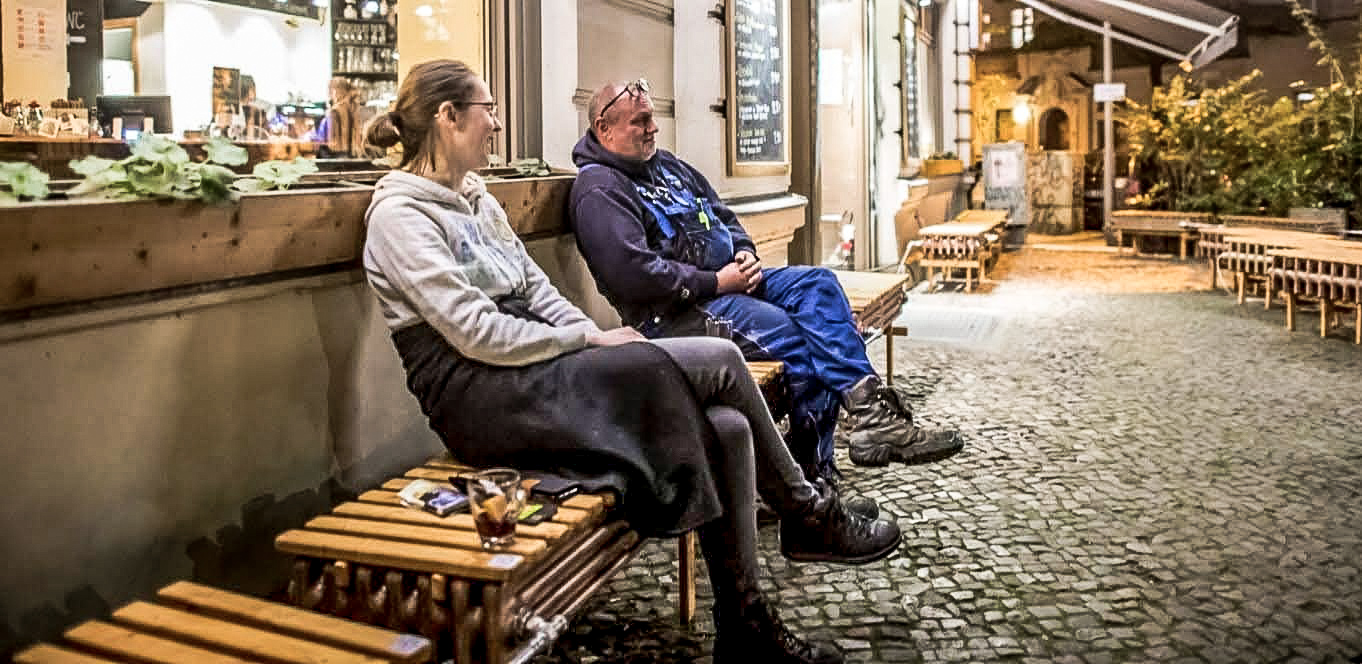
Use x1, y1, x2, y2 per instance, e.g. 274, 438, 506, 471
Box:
687, 266, 877, 474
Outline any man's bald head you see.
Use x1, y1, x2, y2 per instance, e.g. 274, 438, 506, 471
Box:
589, 81, 658, 162
588, 83, 628, 127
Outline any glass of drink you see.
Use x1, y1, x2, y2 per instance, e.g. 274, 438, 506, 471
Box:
468, 468, 523, 549
705, 317, 733, 340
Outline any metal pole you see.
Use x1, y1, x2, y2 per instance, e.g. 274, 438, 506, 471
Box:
1103, 21, 1114, 236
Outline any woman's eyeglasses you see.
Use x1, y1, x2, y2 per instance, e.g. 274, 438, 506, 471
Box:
597, 78, 650, 120
458, 100, 498, 115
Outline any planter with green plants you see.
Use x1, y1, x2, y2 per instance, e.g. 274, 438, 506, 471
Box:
923, 152, 964, 178
1, 136, 374, 314
480, 157, 578, 240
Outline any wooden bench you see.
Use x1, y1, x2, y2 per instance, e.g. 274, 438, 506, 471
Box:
275, 362, 784, 664
1269, 246, 1362, 344
1220, 214, 1344, 235
832, 270, 911, 383
13, 581, 432, 664
1111, 210, 1214, 260
1198, 228, 1354, 306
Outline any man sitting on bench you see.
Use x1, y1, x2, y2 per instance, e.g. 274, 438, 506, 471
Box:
569, 80, 965, 481
362, 59, 901, 664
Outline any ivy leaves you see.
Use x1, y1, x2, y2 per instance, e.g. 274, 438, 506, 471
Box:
0, 162, 51, 204
66, 136, 317, 204
232, 157, 319, 193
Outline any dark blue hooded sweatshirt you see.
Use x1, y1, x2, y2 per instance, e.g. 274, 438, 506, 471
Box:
569, 130, 756, 330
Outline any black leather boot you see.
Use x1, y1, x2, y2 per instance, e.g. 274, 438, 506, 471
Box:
780, 479, 901, 564
713, 590, 844, 664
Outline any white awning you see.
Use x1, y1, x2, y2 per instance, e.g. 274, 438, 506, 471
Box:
1017, 0, 1240, 69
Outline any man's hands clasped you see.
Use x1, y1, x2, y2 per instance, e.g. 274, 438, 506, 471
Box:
716, 250, 763, 295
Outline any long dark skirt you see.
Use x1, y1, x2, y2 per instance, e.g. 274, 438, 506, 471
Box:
392, 322, 723, 537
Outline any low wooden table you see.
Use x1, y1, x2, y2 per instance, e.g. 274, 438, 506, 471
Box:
277, 460, 627, 664
14, 581, 432, 664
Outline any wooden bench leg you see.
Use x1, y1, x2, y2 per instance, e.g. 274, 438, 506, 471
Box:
1321, 299, 1332, 338
1355, 305, 1360, 345
678, 532, 697, 626
884, 330, 894, 386
1236, 272, 1245, 305
1286, 292, 1297, 332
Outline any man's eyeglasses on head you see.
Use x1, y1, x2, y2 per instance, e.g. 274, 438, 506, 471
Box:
597, 78, 650, 121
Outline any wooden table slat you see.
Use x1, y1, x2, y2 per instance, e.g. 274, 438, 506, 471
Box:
64, 620, 256, 664
330, 502, 570, 539
276, 530, 526, 581
304, 514, 548, 557
12, 644, 121, 664
154, 581, 433, 663
356, 489, 595, 527
112, 602, 389, 664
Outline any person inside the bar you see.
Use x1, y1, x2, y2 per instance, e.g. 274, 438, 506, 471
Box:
362, 59, 901, 664
568, 80, 965, 484
317, 77, 363, 157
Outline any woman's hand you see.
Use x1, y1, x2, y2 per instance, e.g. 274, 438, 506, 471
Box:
587, 327, 647, 346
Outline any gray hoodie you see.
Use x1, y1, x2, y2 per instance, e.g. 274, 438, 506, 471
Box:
363, 170, 600, 366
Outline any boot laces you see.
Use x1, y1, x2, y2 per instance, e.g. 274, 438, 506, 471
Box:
875, 386, 912, 421
822, 491, 880, 541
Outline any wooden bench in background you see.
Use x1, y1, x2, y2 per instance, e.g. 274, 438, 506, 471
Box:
1111, 210, 1214, 260
13, 581, 432, 664
1269, 246, 1362, 344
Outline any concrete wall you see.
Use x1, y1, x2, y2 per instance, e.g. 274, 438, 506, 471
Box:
0, 276, 443, 655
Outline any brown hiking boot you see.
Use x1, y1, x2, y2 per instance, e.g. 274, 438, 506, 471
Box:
844, 376, 964, 467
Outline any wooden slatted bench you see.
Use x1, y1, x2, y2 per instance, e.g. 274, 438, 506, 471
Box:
12, 581, 432, 664
1269, 246, 1362, 344
915, 216, 1007, 292
275, 361, 784, 664
832, 270, 911, 383
1111, 210, 1214, 260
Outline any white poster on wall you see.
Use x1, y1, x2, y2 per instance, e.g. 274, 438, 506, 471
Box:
2, 0, 69, 101
817, 48, 843, 105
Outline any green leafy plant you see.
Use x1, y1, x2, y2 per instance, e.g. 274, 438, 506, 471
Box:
1122, 1, 1362, 223
233, 157, 320, 193
68, 135, 247, 204
0, 161, 51, 204
510, 157, 551, 177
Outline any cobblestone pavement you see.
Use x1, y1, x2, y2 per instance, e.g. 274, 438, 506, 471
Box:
533, 269, 1362, 664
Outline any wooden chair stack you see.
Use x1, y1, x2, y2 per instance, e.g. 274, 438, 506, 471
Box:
13, 581, 432, 664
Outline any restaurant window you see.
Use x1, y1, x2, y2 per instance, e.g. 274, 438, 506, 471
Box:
901, 3, 922, 162
1010, 7, 1033, 49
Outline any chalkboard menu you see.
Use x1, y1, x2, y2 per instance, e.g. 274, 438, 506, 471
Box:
726, 0, 790, 176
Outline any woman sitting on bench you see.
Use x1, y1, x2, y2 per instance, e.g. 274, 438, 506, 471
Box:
361, 59, 900, 664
